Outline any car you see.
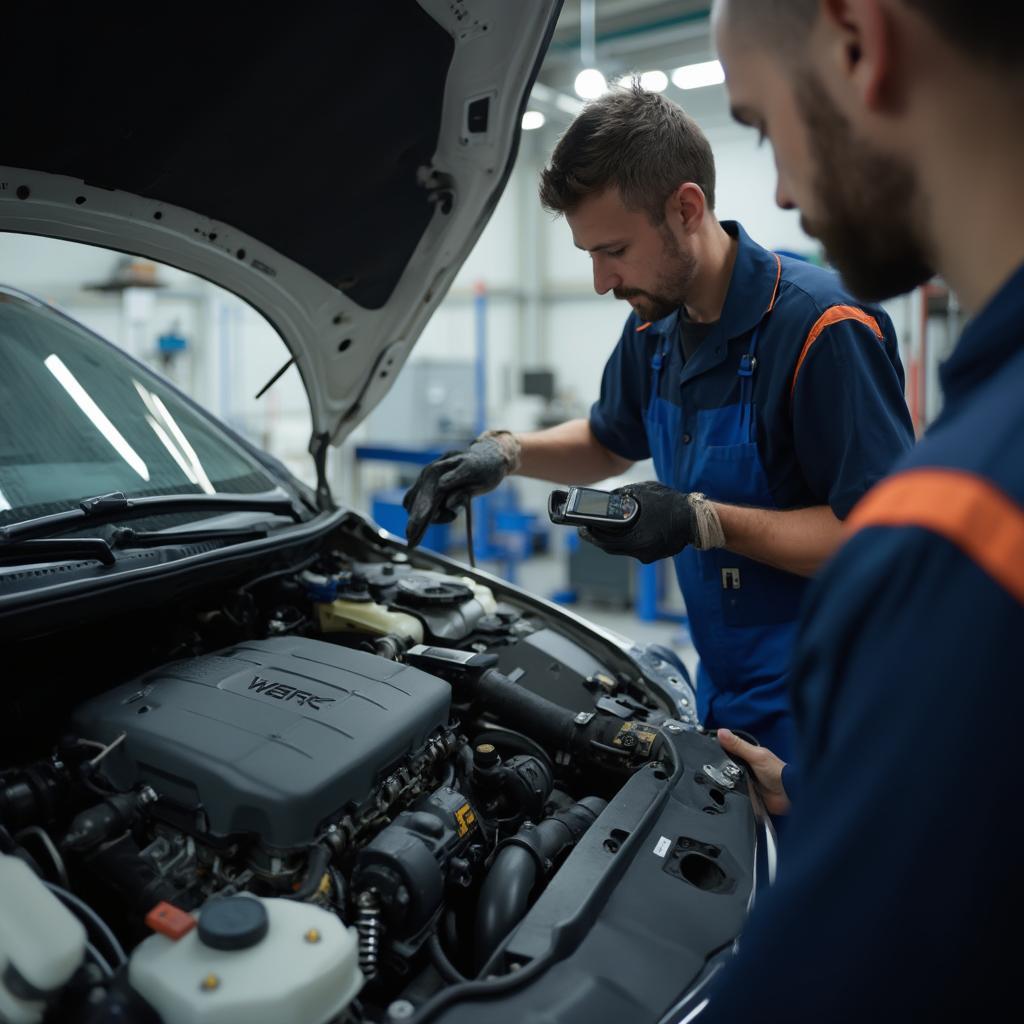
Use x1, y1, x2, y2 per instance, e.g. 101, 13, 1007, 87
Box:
0, 5, 771, 1024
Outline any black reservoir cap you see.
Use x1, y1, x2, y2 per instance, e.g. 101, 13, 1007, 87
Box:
198, 896, 269, 951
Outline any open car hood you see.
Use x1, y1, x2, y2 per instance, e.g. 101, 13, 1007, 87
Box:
0, 1, 560, 460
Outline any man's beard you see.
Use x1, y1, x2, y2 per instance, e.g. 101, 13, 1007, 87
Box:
614, 227, 697, 322
796, 72, 934, 301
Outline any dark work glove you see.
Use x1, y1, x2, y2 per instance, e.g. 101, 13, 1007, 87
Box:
403, 433, 520, 547
578, 482, 696, 564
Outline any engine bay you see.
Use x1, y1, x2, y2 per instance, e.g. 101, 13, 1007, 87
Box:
0, 521, 757, 1024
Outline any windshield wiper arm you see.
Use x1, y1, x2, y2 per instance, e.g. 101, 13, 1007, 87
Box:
0, 537, 116, 566
111, 524, 271, 548
0, 491, 303, 544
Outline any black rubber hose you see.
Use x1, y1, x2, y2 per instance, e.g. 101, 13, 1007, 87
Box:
475, 845, 538, 969
286, 844, 331, 901
428, 932, 469, 984
474, 797, 606, 969
474, 670, 579, 752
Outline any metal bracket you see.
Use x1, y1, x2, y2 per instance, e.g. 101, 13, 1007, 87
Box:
702, 761, 743, 790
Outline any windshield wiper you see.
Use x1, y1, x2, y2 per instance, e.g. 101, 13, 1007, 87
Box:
0, 537, 115, 566
0, 491, 303, 544
110, 524, 271, 548
0, 523, 279, 570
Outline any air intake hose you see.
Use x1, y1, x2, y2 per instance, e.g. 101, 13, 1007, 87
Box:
474, 796, 606, 969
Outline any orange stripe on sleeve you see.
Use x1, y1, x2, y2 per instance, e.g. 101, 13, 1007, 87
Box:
790, 305, 884, 400
846, 469, 1024, 604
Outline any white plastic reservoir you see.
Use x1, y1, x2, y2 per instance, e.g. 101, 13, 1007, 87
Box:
129, 896, 363, 1024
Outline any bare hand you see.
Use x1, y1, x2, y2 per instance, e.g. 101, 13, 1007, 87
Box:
717, 728, 791, 816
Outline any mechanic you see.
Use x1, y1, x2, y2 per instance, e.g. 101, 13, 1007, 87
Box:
403, 83, 913, 765
694, 0, 1024, 1019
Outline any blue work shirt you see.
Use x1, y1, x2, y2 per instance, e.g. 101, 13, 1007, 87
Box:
700, 262, 1024, 1022
590, 222, 913, 519
589, 221, 914, 757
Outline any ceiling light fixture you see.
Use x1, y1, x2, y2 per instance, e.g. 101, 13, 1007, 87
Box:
574, 68, 607, 100
671, 60, 725, 90
521, 110, 546, 131
639, 70, 668, 93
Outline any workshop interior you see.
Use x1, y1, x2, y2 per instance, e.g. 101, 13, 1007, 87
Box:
0, 3, 963, 1024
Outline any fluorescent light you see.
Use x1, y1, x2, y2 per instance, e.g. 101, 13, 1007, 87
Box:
639, 70, 668, 93
574, 68, 607, 100
671, 60, 725, 90
521, 110, 546, 131
45, 354, 150, 481
0, 487, 10, 512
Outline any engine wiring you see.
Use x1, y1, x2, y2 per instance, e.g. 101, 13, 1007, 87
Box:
14, 824, 69, 888
43, 880, 127, 968
85, 940, 114, 979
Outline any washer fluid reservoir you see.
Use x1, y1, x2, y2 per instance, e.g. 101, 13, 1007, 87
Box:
317, 598, 425, 644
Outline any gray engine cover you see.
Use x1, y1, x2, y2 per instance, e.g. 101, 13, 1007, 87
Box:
72, 637, 451, 849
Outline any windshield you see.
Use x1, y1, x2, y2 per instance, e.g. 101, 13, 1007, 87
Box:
0, 289, 279, 527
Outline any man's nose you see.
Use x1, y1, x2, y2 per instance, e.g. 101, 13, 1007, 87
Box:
775, 176, 796, 211
592, 258, 620, 295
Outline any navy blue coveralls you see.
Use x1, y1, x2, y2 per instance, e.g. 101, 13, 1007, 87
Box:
699, 267, 1024, 1022
590, 222, 914, 762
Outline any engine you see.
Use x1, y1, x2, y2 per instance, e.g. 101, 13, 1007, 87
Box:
0, 536, 694, 1024
71, 638, 454, 851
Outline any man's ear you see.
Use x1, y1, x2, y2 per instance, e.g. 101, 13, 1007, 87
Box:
821, 0, 895, 111
668, 183, 707, 235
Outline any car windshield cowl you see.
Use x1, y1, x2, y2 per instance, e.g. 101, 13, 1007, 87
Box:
0, 490, 304, 544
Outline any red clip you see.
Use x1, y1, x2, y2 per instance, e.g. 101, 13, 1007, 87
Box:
145, 901, 196, 940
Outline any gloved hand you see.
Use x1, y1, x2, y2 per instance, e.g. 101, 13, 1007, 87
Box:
578, 482, 698, 564
403, 431, 521, 547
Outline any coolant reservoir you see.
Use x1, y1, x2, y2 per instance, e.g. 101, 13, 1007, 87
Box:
129, 896, 362, 1024
318, 597, 425, 644
316, 571, 496, 642
456, 575, 497, 614
0, 855, 86, 1024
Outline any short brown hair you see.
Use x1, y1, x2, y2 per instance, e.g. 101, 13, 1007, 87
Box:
722, 1, 1024, 70
538, 80, 716, 222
